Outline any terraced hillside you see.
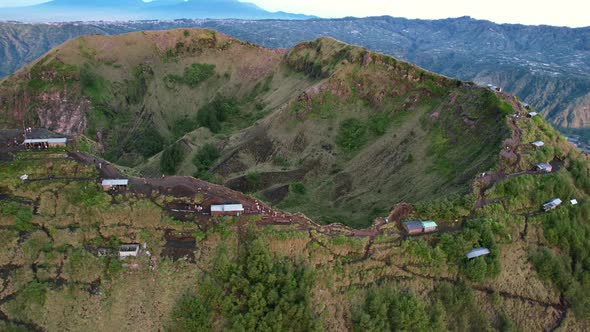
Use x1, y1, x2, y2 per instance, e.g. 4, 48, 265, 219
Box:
0, 94, 589, 330
0, 29, 512, 227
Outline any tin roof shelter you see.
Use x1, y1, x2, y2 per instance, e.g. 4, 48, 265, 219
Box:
531, 141, 545, 147
570, 199, 578, 205
101, 179, 129, 186
536, 163, 553, 172
466, 247, 490, 259
119, 244, 140, 259
23, 138, 67, 144
528, 112, 538, 117
543, 198, 562, 211
211, 204, 244, 212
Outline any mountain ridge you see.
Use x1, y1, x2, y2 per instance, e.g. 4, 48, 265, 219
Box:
0, 16, 588, 139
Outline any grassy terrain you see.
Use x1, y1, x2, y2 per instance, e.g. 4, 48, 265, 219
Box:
0, 107, 589, 331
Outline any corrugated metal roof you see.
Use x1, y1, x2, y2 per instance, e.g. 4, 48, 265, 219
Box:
421, 221, 438, 228
101, 179, 129, 186
528, 112, 538, 116
23, 138, 67, 144
211, 204, 244, 212
403, 221, 423, 230
571, 199, 578, 205
466, 247, 490, 259
547, 198, 562, 206
532, 141, 545, 147
537, 162, 552, 170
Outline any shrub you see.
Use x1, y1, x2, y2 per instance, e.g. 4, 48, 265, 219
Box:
353, 288, 429, 332
245, 171, 261, 189
160, 143, 185, 175
336, 118, 367, 151
193, 143, 220, 178
171, 295, 212, 331
183, 63, 215, 87
196, 96, 239, 133
368, 113, 391, 136
1, 202, 34, 232
290, 181, 306, 195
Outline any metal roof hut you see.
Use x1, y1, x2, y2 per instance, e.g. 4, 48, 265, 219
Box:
531, 141, 545, 148
543, 198, 562, 212
211, 204, 244, 217
536, 163, 553, 173
403, 221, 424, 235
119, 244, 140, 259
466, 247, 490, 259
422, 221, 438, 233
23, 137, 67, 149
403, 221, 438, 235
101, 179, 129, 191
527, 112, 538, 117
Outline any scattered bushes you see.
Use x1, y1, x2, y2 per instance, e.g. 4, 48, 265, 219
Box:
196, 96, 239, 133
65, 182, 109, 208
1, 201, 33, 232
164, 63, 215, 88
336, 118, 367, 151
160, 143, 185, 175
193, 143, 220, 179
368, 113, 391, 136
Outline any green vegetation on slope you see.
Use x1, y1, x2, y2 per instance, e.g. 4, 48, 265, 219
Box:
173, 226, 320, 331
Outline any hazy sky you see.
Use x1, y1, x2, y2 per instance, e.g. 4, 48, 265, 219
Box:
0, 0, 587, 27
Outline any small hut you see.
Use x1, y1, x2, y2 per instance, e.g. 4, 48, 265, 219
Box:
543, 198, 562, 212
101, 179, 129, 191
211, 204, 244, 217
119, 244, 140, 259
23, 137, 67, 149
536, 163, 553, 173
466, 247, 490, 259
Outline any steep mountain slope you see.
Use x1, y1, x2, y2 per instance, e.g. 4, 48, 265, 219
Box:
0, 89, 589, 330
0, 28, 511, 227
0, 17, 587, 138
0, 0, 312, 22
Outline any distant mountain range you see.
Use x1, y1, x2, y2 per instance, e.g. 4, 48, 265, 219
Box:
0, 16, 588, 138
0, 0, 313, 22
